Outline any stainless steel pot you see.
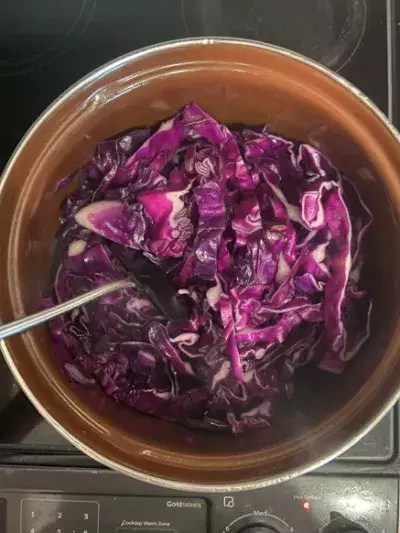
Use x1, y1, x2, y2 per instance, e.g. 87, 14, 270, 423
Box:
1, 38, 400, 492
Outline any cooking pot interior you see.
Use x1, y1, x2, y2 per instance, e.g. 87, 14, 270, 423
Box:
1, 42, 400, 487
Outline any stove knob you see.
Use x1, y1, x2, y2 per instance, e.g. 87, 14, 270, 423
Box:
225, 515, 292, 533
319, 511, 369, 533
239, 525, 278, 533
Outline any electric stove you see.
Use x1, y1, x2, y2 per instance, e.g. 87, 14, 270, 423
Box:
0, 1, 399, 532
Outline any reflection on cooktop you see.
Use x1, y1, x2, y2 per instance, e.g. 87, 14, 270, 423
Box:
0, 0, 97, 75
0, 383, 394, 464
182, 0, 367, 70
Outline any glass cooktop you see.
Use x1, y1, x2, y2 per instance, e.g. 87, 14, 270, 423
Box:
0, 0, 398, 477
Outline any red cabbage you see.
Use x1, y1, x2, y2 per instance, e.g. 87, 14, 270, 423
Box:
48, 102, 372, 434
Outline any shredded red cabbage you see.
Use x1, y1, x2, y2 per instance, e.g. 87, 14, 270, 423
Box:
47, 102, 372, 434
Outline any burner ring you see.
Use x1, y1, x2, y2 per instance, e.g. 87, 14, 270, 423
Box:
0, 0, 97, 76
181, 0, 366, 72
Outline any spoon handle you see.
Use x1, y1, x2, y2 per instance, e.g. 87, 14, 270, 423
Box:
0, 279, 131, 341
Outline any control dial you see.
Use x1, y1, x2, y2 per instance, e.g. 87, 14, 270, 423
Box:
238, 527, 278, 533
320, 511, 369, 533
224, 514, 292, 533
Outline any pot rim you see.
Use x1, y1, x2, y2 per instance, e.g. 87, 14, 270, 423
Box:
1, 37, 400, 493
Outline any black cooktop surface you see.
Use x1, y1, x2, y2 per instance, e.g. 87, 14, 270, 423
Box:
0, 1, 399, 531
0, 0, 396, 169
0, 0, 398, 465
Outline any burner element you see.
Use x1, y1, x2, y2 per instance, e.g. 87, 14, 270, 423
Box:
0, 0, 97, 76
182, 0, 366, 71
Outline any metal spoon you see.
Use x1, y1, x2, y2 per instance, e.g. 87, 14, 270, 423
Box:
0, 266, 191, 341
0, 280, 132, 341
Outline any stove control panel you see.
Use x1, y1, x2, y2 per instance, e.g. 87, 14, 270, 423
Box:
21, 498, 99, 533
209, 476, 396, 533
15, 495, 207, 533
0, 475, 397, 533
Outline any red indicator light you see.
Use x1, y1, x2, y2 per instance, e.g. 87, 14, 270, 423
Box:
301, 500, 312, 512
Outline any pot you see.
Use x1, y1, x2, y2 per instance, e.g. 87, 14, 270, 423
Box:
1, 38, 400, 492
